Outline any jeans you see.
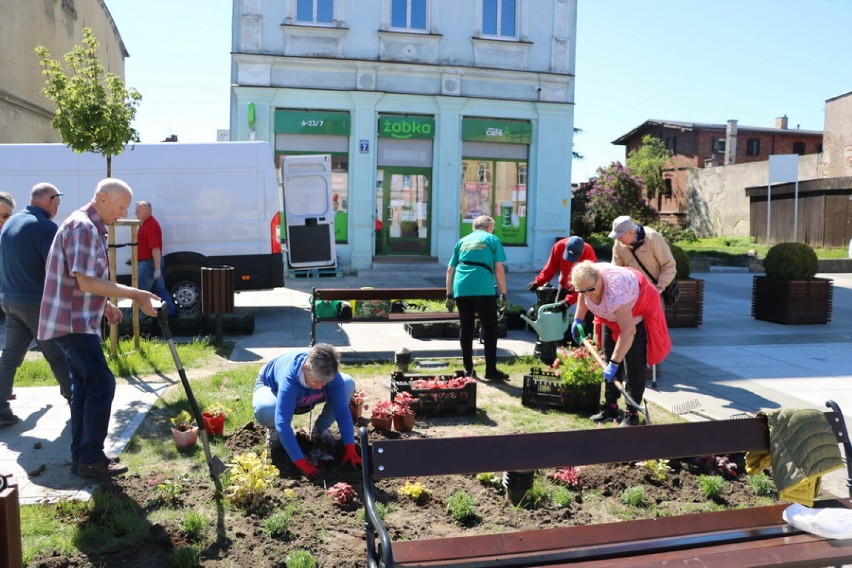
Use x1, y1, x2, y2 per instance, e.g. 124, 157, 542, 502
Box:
456, 295, 499, 373
139, 259, 177, 316
252, 373, 356, 435
0, 301, 71, 414
53, 333, 117, 464
602, 321, 648, 407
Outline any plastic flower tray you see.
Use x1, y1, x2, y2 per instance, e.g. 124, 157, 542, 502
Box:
522, 367, 600, 413
390, 371, 477, 416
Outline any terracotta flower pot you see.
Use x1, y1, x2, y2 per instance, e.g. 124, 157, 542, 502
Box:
202, 412, 225, 436
392, 413, 415, 432
371, 416, 392, 432
171, 427, 198, 449
350, 401, 365, 421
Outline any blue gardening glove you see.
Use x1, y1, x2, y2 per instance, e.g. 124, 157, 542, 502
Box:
570, 318, 585, 344
603, 361, 619, 383
445, 295, 456, 312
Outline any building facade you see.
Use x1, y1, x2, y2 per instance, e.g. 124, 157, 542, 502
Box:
613, 118, 823, 225
230, 0, 578, 271
0, 0, 127, 143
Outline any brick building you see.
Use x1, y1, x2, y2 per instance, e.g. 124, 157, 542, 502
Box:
613, 117, 823, 223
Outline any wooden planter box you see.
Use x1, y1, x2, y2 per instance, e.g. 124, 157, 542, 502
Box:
521, 368, 601, 414
751, 276, 833, 324
664, 278, 704, 328
390, 372, 477, 416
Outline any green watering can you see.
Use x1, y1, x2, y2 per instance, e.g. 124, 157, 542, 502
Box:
520, 302, 573, 342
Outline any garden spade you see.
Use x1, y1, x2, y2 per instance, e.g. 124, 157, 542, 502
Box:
155, 301, 227, 477
577, 327, 651, 425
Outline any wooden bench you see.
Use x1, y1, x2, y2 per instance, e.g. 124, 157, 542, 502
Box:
310, 287, 459, 346
359, 401, 852, 568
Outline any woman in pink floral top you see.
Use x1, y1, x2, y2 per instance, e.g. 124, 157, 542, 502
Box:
569, 261, 671, 426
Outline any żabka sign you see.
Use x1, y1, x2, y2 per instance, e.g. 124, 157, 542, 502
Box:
379, 116, 435, 140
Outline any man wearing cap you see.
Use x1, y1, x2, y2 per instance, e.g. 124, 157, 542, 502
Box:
527, 235, 597, 305
609, 215, 676, 380
609, 216, 676, 297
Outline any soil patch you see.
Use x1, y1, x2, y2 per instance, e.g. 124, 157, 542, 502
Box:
27, 370, 786, 568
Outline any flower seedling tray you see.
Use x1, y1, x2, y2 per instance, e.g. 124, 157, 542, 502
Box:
390, 371, 477, 416
522, 367, 600, 413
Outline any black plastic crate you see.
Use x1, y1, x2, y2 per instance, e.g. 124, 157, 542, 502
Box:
521, 368, 600, 413
390, 371, 477, 416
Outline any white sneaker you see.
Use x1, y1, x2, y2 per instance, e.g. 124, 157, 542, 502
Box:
266, 428, 282, 449
311, 428, 337, 446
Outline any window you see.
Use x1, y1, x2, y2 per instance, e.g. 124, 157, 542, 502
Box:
483, 0, 517, 37
746, 138, 760, 156
296, 0, 333, 24
391, 0, 427, 30
715, 138, 725, 154
460, 158, 527, 245
793, 141, 806, 155
664, 136, 677, 153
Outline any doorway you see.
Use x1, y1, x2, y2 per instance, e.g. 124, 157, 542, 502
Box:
375, 168, 431, 255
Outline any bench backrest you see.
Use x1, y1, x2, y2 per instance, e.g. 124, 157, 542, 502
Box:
313, 287, 447, 302
363, 410, 849, 480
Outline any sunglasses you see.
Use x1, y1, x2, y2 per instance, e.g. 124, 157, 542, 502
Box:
50, 193, 64, 201
575, 280, 597, 293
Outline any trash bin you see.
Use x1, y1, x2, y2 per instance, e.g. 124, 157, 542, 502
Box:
0, 470, 23, 568
201, 265, 234, 316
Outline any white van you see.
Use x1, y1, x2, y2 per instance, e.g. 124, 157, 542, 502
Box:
0, 141, 284, 311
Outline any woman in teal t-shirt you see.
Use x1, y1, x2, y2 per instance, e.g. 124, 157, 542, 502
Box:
445, 215, 509, 380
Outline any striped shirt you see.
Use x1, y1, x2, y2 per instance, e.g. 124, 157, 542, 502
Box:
38, 203, 109, 340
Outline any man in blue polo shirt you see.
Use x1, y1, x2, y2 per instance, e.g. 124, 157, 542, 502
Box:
0, 183, 70, 426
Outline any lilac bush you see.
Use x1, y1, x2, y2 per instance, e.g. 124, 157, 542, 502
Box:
582, 162, 658, 234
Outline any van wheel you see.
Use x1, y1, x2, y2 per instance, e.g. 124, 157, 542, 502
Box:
170, 272, 202, 313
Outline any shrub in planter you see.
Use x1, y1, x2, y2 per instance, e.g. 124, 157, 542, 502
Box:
762, 242, 818, 280
752, 241, 832, 324
665, 243, 704, 328
670, 244, 691, 279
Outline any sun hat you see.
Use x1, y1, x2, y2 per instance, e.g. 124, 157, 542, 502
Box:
608, 215, 638, 239
562, 236, 585, 262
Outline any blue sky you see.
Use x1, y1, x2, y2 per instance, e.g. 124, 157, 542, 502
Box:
107, 1, 852, 183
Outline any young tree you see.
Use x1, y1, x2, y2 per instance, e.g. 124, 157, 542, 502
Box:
583, 162, 658, 234
35, 28, 141, 177
626, 134, 672, 205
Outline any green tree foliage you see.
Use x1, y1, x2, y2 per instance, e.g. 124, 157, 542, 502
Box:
35, 28, 141, 177
582, 162, 658, 234
626, 135, 672, 201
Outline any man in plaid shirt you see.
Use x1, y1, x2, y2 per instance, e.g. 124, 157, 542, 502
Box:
38, 178, 161, 479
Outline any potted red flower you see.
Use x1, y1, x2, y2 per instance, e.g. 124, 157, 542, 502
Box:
350, 389, 368, 421
370, 400, 394, 432
392, 392, 416, 432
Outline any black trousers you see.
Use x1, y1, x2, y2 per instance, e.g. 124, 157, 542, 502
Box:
602, 321, 648, 408
456, 295, 499, 373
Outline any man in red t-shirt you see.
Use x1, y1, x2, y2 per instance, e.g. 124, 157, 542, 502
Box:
135, 201, 177, 316
527, 236, 597, 305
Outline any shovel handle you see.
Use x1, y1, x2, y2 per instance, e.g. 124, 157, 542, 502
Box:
577, 327, 607, 369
